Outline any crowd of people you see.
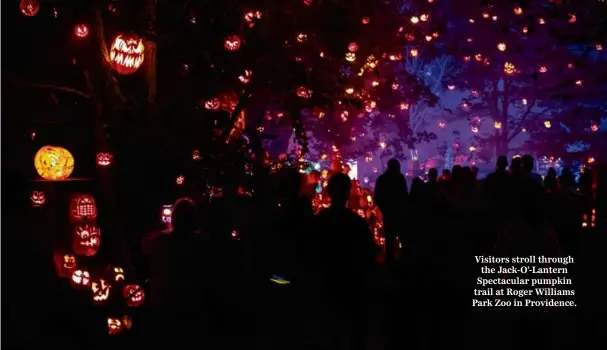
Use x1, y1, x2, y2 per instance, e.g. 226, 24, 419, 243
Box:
141, 154, 602, 349
4, 153, 604, 349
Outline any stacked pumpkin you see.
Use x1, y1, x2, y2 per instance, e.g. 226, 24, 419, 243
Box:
32, 146, 144, 335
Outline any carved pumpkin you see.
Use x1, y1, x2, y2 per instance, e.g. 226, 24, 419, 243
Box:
20, 0, 40, 17
55, 252, 77, 277
34, 146, 75, 181
107, 317, 123, 335
224, 35, 241, 51
110, 35, 145, 75
192, 149, 201, 160
72, 224, 101, 256
70, 193, 97, 221
96, 152, 113, 167
30, 190, 46, 207
204, 98, 220, 110
70, 269, 91, 288
91, 279, 111, 304
74, 24, 89, 39
123, 284, 145, 307
296, 86, 312, 99
107, 266, 125, 283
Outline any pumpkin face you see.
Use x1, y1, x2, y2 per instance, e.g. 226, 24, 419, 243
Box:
74, 24, 89, 39
204, 98, 220, 110
34, 146, 75, 181
96, 152, 113, 167
30, 190, 46, 207
108, 266, 125, 283
70, 194, 97, 221
110, 35, 145, 75
107, 317, 123, 335
296, 86, 312, 99
91, 279, 111, 304
71, 269, 91, 288
123, 284, 145, 307
63, 254, 77, 270
224, 35, 241, 51
72, 224, 101, 256
20, 0, 40, 17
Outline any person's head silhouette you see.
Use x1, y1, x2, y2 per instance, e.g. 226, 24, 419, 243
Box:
522, 154, 535, 173
387, 159, 401, 173
428, 168, 438, 182
171, 197, 199, 234
328, 173, 351, 207
496, 156, 508, 171
278, 167, 302, 199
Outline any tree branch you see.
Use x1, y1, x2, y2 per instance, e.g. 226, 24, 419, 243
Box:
9, 81, 90, 99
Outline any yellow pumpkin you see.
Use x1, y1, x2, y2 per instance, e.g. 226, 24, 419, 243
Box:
34, 146, 75, 180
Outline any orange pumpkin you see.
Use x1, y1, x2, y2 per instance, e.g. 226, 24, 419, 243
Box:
70, 269, 91, 288
110, 35, 145, 75
70, 193, 97, 221
72, 224, 101, 256
123, 284, 145, 307
30, 190, 46, 207
224, 35, 241, 51
34, 146, 75, 181
20, 0, 39, 17
91, 279, 111, 304
107, 317, 123, 335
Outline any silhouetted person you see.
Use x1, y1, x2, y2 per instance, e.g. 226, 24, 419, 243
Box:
484, 156, 510, 203
544, 167, 558, 192
522, 154, 543, 185
314, 173, 376, 350
374, 159, 408, 264
510, 156, 523, 176
147, 198, 209, 344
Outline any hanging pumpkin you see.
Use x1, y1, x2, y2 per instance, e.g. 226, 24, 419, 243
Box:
224, 35, 241, 51
74, 24, 89, 39
123, 284, 145, 307
70, 193, 97, 221
91, 279, 111, 304
30, 190, 46, 207
96, 152, 113, 167
107, 317, 123, 335
34, 146, 75, 181
20, 0, 40, 17
70, 269, 91, 288
109, 34, 145, 75
72, 224, 101, 256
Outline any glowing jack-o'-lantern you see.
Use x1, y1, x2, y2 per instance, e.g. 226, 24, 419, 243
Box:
34, 146, 75, 181
20, 0, 40, 17
71, 269, 91, 288
63, 254, 77, 270
55, 252, 77, 277
110, 35, 145, 75
224, 35, 241, 51
70, 193, 97, 221
91, 279, 111, 304
74, 24, 89, 39
30, 190, 46, 207
204, 98, 221, 110
72, 224, 101, 256
345, 52, 356, 62
123, 284, 145, 307
107, 317, 123, 335
96, 152, 113, 167
296, 86, 312, 99
107, 266, 125, 283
